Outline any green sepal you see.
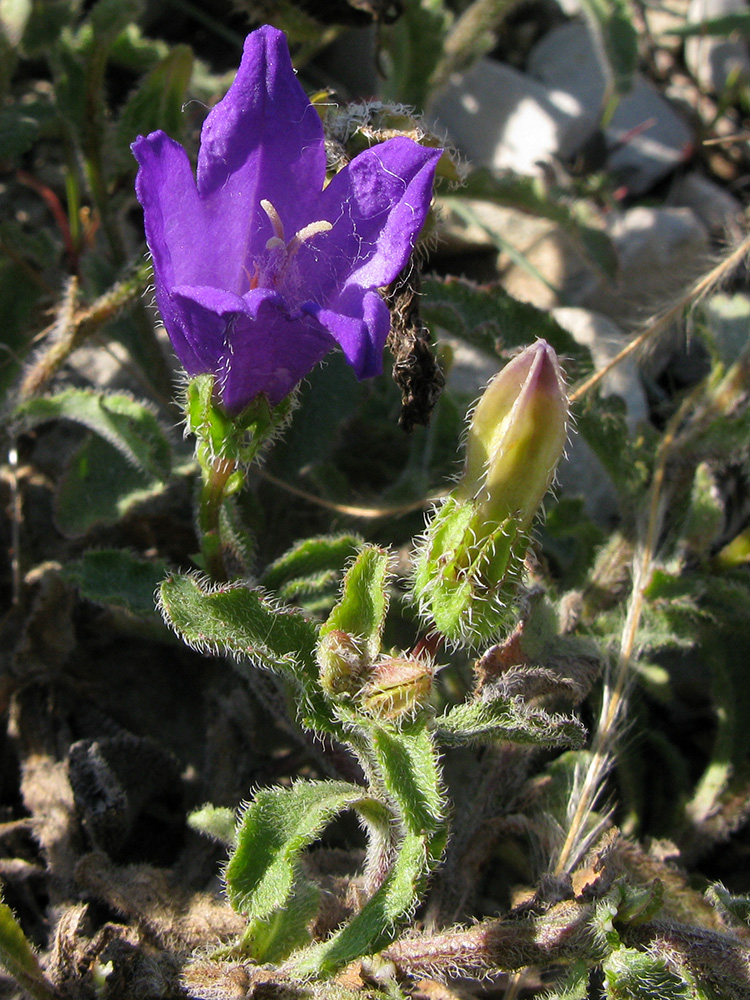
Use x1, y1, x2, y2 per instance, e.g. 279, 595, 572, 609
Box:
0, 896, 57, 1000
12, 387, 172, 481
185, 373, 294, 468
290, 829, 428, 978
225, 780, 387, 919
320, 545, 391, 662
436, 696, 587, 749
602, 946, 706, 999
413, 496, 519, 644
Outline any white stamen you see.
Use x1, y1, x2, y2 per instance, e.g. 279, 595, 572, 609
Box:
286, 220, 333, 257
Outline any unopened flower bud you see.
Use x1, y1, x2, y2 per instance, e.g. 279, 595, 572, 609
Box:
361, 655, 434, 721
317, 629, 370, 699
413, 340, 568, 644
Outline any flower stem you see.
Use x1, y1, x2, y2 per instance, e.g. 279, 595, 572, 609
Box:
197, 452, 239, 582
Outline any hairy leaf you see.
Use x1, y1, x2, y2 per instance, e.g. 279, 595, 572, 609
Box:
436, 696, 586, 748
158, 572, 317, 673
0, 896, 57, 1000
55, 433, 168, 537
261, 533, 363, 607
291, 829, 428, 977
62, 548, 167, 616
13, 388, 172, 481
321, 545, 391, 663
421, 275, 592, 381
369, 721, 444, 845
225, 780, 385, 919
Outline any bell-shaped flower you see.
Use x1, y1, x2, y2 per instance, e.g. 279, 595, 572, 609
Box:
132, 26, 442, 413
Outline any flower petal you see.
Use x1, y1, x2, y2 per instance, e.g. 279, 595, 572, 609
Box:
196, 26, 327, 291
301, 138, 442, 299
132, 131, 206, 290
305, 286, 390, 379
171, 286, 334, 412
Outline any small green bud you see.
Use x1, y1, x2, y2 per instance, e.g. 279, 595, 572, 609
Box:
413, 340, 569, 644
361, 655, 434, 721
317, 629, 368, 699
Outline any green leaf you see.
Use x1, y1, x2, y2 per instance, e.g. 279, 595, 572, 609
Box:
241, 879, 321, 964
225, 780, 382, 919
55, 433, 168, 537
114, 45, 193, 170
61, 549, 167, 616
158, 572, 318, 675
706, 882, 750, 928
579, 0, 638, 103
87, 0, 143, 46
436, 696, 587, 748
13, 388, 172, 482
0, 896, 57, 1000
381, 0, 452, 111
188, 804, 237, 847
291, 829, 428, 977
0, 107, 40, 159
321, 545, 391, 663
573, 391, 651, 507
18, 0, 76, 57
663, 12, 750, 37
421, 275, 593, 381
260, 533, 363, 607
369, 721, 444, 844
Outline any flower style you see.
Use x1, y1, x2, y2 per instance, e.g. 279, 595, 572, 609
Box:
132, 26, 442, 413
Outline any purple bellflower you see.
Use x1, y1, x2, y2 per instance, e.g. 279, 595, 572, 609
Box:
132, 26, 442, 414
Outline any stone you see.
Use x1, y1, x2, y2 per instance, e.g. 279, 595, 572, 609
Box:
685, 0, 750, 95
552, 306, 649, 526
429, 56, 599, 176
582, 205, 711, 322
552, 307, 649, 429
666, 170, 744, 239
435, 198, 601, 310
528, 21, 695, 193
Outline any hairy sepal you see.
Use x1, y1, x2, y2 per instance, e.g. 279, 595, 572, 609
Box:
412, 496, 522, 646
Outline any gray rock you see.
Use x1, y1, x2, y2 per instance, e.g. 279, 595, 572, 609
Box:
552, 307, 648, 429
685, 0, 750, 94
583, 205, 711, 321
430, 56, 599, 175
528, 21, 694, 193
552, 307, 648, 526
667, 170, 744, 238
